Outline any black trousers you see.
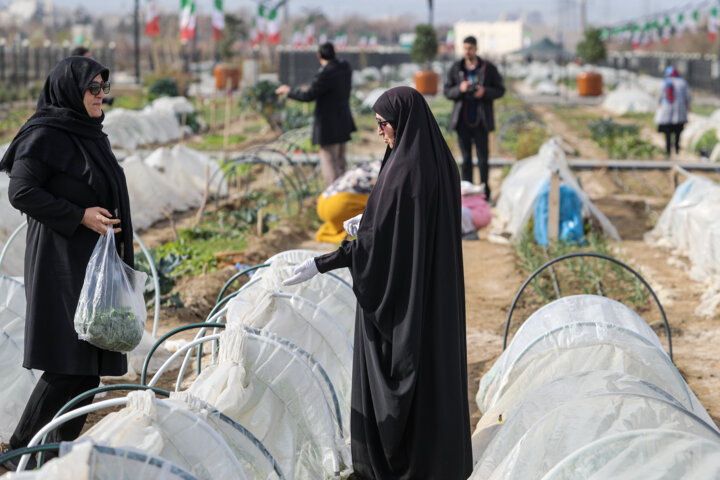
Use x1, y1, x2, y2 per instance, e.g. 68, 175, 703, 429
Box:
10, 372, 99, 449
457, 122, 490, 199
664, 131, 681, 155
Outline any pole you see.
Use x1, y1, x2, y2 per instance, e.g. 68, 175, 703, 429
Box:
428, 0, 433, 26
134, 0, 140, 84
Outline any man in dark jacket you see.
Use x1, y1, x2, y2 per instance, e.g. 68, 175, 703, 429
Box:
276, 42, 356, 185
444, 35, 505, 201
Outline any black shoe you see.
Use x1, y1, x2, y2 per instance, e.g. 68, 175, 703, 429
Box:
1, 443, 37, 471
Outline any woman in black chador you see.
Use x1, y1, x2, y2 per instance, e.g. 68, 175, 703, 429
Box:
285, 86, 472, 479
0, 56, 133, 470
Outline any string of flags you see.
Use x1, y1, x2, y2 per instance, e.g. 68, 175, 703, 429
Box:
142, 0, 386, 49
601, 1, 720, 48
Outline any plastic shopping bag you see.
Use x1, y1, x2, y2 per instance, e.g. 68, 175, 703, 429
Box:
74, 227, 147, 352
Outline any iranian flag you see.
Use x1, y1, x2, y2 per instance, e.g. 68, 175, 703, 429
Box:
292, 26, 304, 48
255, 5, 266, 44
640, 23, 650, 49
304, 17, 315, 45
368, 33, 378, 49
650, 20, 661, 45
675, 12, 686, 37
687, 9, 699, 33
250, 17, 259, 46
267, 8, 280, 45
318, 30, 328, 44
179, 0, 196, 44
145, 0, 160, 36
358, 32, 368, 50
709, 6, 719, 42
631, 24, 641, 49
335, 30, 348, 48
445, 28, 455, 50
661, 16, 672, 45
212, 0, 224, 40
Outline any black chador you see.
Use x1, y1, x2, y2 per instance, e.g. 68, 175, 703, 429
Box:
315, 86, 473, 479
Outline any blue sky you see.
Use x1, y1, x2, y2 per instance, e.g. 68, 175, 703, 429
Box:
78, 0, 688, 26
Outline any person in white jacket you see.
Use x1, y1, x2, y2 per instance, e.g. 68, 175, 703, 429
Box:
654, 65, 690, 157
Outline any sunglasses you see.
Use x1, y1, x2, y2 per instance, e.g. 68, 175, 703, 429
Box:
87, 81, 111, 96
376, 118, 389, 130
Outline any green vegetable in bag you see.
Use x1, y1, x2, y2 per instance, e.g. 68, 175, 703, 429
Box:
83, 306, 144, 352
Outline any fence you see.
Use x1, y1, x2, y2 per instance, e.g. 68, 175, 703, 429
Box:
606, 52, 720, 95
0, 43, 116, 86
278, 48, 413, 86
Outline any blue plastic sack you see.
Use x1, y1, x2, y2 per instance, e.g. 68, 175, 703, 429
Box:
533, 179, 585, 246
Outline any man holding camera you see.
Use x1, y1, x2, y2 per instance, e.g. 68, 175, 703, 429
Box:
444, 35, 505, 202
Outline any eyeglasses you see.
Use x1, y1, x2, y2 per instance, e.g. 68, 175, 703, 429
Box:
376, 118, 389, 130
87, 81, 111, 96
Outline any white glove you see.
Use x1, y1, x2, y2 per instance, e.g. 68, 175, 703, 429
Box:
282, 258, 319, 286
343, 213, 363, 237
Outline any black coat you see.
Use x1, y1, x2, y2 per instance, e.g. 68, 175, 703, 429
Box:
1, 57, 133, 377
444, 57, 505, 132
315, 87, 472, 479
288, 58, 356, 146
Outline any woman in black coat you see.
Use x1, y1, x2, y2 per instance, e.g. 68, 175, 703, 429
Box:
284, 86, 472, 479
0, 56, 134, 469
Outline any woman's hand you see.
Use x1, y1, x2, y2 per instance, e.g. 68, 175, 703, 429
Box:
82, 207, 121, 235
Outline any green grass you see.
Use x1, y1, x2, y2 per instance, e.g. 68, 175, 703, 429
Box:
691, 104, 717, 117
513, 231, 649, 310
186, 133, 247, 150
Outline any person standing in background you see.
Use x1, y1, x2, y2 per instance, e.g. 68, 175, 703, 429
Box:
654, 65, 690, 157
276, 42, 356, 186
444, 35, 505, 202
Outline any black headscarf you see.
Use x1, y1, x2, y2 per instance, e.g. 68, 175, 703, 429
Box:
0, 56, 133, 266
314, 86, 471, 477
1, 57, 108, 173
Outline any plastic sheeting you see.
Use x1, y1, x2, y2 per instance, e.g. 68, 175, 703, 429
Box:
0, 318, 37, 443
226, 290, 353, 435
168, 392, 284, 480
541, 429, 720, 480
0, 440, 199, 479
240, 260, 356, 340
82, 390, 246, 480
186, 327, 344, 479
477, 296, 715, 427
478, 295, 667, 411
601, 86, 656, 115
0, 174, 26, 277
492, 139, 619, 242
265, 250, 352, 285
471, 370, 708, 463
471, 393, 720, 479
646, 175, 720, 283
104, 97, 196, 150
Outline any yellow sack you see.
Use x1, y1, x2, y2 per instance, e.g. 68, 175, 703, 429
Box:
316, 192, 369, 243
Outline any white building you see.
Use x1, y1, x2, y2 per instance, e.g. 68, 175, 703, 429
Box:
453, 20, 581, 60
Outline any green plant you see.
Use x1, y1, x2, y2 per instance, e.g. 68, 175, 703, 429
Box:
148, 77, 179, 98
576, 27, 607, 64
588, 118, 660, 159
411, 24, 438, 68
241, 80, 284, 131
513, 231, 649, 310
216, 14, 246, 62
694, 130, 718, 155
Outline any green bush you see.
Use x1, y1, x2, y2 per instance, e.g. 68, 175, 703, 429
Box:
411, 24, 438, 67
148, 77, 179, 98
241, 80, 284, 131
